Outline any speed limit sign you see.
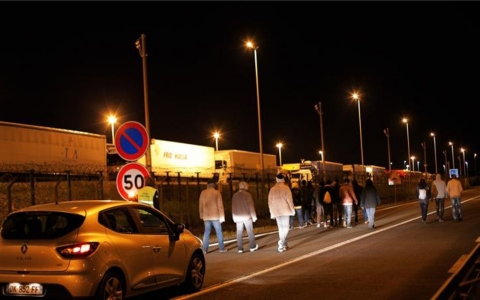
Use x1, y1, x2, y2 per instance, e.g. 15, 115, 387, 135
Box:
116, 162, 150, 201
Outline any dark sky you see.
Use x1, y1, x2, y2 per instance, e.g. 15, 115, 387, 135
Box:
1, 1, 479, 173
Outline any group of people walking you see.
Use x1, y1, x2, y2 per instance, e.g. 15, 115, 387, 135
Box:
198, 172, 464, 254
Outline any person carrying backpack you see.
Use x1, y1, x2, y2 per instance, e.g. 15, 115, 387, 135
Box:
415, 178, 431, 224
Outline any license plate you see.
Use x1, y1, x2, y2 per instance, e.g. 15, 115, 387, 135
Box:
6, 283, 43, 295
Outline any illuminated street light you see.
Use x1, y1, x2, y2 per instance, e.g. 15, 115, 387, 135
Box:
430, 132, 438, 174
319, 150, 324, 161
461, 148, 466, 176
449, 142, 455, 169
403, 118, 411, 173
246, 41, 264, 183
352, 93, 364, 175
411, 156, 415, 172
475, 153, 477, 176
276, 143, 283, 167
403, 160, 407, 170
108, 115, 117, 145
213, 132, 220, 151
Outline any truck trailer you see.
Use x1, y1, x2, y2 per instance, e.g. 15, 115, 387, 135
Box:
214, 149, 277, 182
0, 121, 107, 174
137, 139, 216, 178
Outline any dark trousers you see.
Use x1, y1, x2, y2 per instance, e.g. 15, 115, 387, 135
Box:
324, 203, 334, 226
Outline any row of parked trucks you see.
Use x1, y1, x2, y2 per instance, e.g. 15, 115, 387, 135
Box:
0, 121, 385, 183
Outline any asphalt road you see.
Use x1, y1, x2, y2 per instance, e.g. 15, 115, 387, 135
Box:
144, 186, 480, 300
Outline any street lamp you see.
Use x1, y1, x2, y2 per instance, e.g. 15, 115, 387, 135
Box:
417, 160, 420, 172
314, 102, 326, 180
246, 41, 264, 183
384, 128, 391, 172
475, 153, 477, 176
430, 132, 438, 174
403, 118, 411, 173
449, 142, 455, 169
403, 160, 407, 170
108, 115, 117, 145
411, 156, 415, 172
352, 93, 364, 175
213, 132, 220, 151
276, 143, 283, 167
461, 148, 466, 176
319, 150, 324, 162
443, 150, 448, 174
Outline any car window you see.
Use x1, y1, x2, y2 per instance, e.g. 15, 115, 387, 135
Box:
100, 208, 138, 234
135, 208, 170, 235
1, 212, 84, 240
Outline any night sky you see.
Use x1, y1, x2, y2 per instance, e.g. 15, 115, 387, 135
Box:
2, 1, 480, 173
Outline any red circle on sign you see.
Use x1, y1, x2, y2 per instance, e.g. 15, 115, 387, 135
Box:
115, 121, 149, 161
116, 162, 150, 200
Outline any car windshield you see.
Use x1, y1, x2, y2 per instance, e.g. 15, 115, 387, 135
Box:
1, 212, 84, 240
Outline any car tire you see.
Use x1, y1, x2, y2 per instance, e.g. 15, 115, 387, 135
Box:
96, 271, 125, 300
181, 252, 205, 293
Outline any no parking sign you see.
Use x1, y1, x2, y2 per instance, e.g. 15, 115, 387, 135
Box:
116, 162, 150, 201
115, 121, 149, 161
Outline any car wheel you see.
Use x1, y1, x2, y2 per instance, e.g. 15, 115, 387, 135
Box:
181, 253, 205, 292
96, 271, 124, 300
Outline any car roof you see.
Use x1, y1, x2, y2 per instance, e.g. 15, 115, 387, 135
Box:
13, 200, 137, 216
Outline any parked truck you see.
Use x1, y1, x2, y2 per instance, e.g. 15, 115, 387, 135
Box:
137, 139, 216, 178
214, 149, 277, 183
0, 121, 107, 174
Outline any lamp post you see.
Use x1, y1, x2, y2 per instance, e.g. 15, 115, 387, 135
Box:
461, 148, 466, 176
417, 160, 420, 172
411, 156, 415, 172
384, 128, 391, 172
319, 150, 324, 162
421, 141, 427, 176
352, 93, 364, 176
449, 142, 455, 169
276, 143, 283, 167
402, 118, 411, 173
213, 132, 220, 151
108, 115, 117, 145
246, 41, 265, 184
475, 153, 477, 176
430, 133, 438, 174
403, 160, 407, 170
314, 102, 326, 180
443, 150, 448, 174
135, 34, 152, 173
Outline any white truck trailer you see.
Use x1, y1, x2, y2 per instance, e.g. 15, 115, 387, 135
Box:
137, 139, 216, 178
0, 121, 107, 174
214, 149, 277, 182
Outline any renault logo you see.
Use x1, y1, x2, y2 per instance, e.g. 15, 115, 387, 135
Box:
20, 243, 28, 254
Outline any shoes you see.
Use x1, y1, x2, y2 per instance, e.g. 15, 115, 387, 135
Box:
238, 249, 243, 254
439, 219, 444, 223
219, 249, 228, 253
203, 250, 207, 255
250, 244, 259, 252
347, 226, 353, 228
317, 223, 321, 228
364, 221, 369, 224
278, 246, 288, 252
422, 220, 426, 225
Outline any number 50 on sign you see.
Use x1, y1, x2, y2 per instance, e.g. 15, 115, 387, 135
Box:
116, 163, 150, 201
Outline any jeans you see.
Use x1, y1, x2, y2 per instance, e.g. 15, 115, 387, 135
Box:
362, 206, 368, 222
290, 208, 304, 228
451, 197, 463, 220
236, 219, 256, 251
276, 215, 290, 249
435, 197, 445, 220
419, 200, 429, 222
203, 220, 225, 252
303, 207, 312, 224
365, 207, 376, 229
342, 204, 353, 227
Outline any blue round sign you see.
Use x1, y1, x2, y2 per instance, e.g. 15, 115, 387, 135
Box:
115, 121, 149, 161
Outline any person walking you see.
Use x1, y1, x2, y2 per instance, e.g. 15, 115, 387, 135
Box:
351, 179, 364, 224
290, 182, 304, 229
199, 179, 227, 254
446, 173, 464, 222
431, 173, 447, 222
415, 178, 431, 224
360, 179, 381, 230
339, 178, 359, 228
232, 181, 259, 253
301, 180, 315, 226
321, 179, 335, 227
331, 178, 342, 226
268, 173, 295, 252
314, 181, 325, 228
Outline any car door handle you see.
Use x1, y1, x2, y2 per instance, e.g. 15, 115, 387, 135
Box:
152, 245, 161, 253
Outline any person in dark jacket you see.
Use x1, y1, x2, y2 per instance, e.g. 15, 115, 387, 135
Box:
320, 179, 335, 228
351, 179, 363, 224
360, 179, 381, 230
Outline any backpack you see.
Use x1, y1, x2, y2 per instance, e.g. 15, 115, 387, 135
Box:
323, 191, 332, 204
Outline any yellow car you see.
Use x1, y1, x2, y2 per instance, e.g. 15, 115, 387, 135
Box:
0, 200, 205, 299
